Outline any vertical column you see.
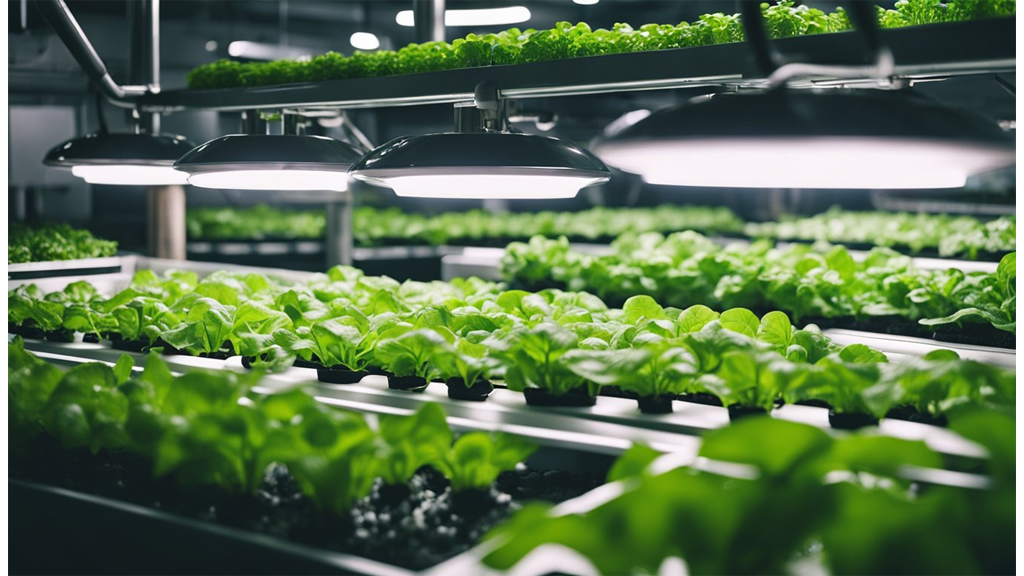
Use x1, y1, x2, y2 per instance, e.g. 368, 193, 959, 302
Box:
413, 0, 445, 43
147, 185, 186, 260
326, 191, 354, 267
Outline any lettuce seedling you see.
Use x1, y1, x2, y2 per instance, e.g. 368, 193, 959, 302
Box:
437, 432, 537, 492
432, 337, 500, 386
490, 322, 594, 396
375, 326, 453, 379
375, 403, 452, 485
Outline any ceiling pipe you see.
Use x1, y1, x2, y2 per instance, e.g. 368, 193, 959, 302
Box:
35, 0, 150, 107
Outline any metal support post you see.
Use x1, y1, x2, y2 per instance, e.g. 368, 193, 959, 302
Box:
413, 0, 445, 43
326, 191, 354, 267
147, 185, 186, 260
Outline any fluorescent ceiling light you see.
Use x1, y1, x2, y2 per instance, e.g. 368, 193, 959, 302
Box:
592, 90, 1015, 190
618, 138, 991, 189
396, 6, 531, 27
72, 165, 190, 186
349, 132, 610, 199
227, 41, 311, 61
174, 134, 362, 192
44, 132, 196, 186
573, 0, 600, 5
349, 32, 380, 51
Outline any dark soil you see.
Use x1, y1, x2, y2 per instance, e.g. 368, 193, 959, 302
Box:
10, 437, 602, 571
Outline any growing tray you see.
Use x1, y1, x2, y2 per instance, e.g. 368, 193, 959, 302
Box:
9, 479, 413, 576
7, 256, 127, 281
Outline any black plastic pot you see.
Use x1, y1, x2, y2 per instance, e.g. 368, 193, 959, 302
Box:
387, 374, 429, 392
162, 342, 235, 361
109, 334, 152, 353
446, 378, 493, 401
794, 399, 833, 409
8, 322, 45, 339
727, 405, 768, 422
828, 410, 878, 430
523, 388, 597, 408
637, 395, 674, 414
885, 405, 948, 427
82, 333, 100, 343
677, 392, 723, 407
317, 366, 369, 385
43, 329, 75, 343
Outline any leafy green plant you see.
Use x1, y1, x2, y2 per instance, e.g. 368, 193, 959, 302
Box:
437, 432, 537, 492
484, 416, 1012, 575
503, 232, 1017, 335
9, 222, 117, 264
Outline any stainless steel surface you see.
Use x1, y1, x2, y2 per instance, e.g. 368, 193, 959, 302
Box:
147, 185, 187, 260
7, 255, 125, 277
35, 0, 149, 106
822, 328, 1015, 369
326, 194, 355, 267
414, 0, 446, 43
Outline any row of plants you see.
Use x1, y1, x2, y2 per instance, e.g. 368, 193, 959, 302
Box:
186, 204, 745, 247
186, 204, 1015, 260
745, 209, 1016, 259
502, 234, 1017, 344
8, 266, 1014, 424
484, 412, 1015, 575
9, 222, 118, 264
9, 340, 559, 568
186, 0, 1015, 90
15, 340, 1008, 572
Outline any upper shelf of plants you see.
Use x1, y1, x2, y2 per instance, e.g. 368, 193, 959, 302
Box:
142, 1, 1016, 112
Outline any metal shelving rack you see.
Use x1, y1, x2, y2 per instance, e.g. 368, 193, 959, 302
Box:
138, 19, 1015, 113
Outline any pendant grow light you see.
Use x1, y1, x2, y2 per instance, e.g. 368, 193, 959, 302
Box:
45, 132, 196, 185
591, 1, 1015, 190
593, 89, 1015, 189
174, 134, 363, 192
348, 83, 610, 199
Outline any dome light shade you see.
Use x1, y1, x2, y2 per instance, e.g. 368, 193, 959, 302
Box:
44, 132, 196, 186
348, 132, 611, 199
593, 90, 1015, 189
174, 134, 363, 191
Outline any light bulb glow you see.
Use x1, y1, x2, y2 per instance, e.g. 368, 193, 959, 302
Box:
396, 6, 531, 27
350, 32, 380, 51
598, 138, 1014, 189
378, 174, 602, 199
71, 165, 190, 186
573, 0, 600, 5
186, 170, 349, 191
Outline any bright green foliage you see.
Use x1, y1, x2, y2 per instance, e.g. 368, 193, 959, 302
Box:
9, 348, 536, 514
10, 260, 1013, 418
503, 232, 1017, 334
437, 432, 537, 492
9, 222, 117, 264
186, 1, 1013, 90
746, 209, 1015, 259
485, 415, 1014, 575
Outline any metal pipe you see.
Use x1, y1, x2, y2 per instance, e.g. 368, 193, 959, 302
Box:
35, 0, 149, 106
128, 0, 161, 132
413, 0, 445, 43
326, 195, 354, 267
